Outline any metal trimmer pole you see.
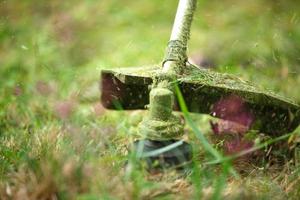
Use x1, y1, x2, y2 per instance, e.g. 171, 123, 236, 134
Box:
163, 0, 197, 74
141, 0, 197, 139
135, 0, 197, 169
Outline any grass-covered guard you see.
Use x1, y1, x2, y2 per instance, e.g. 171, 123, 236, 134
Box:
101, 64, 300, 135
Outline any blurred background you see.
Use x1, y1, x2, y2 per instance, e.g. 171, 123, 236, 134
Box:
1, 0, 300, 103
1, 0, 300, 199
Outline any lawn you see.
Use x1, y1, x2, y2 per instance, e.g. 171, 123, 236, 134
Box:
1, 0, 300, 199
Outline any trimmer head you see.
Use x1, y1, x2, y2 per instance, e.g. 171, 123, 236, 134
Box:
101, 65, 300, 135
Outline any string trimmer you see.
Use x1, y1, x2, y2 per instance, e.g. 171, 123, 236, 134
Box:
100, 0, 300, 169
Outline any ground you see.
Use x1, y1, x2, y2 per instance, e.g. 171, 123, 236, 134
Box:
1, 0, 300, 199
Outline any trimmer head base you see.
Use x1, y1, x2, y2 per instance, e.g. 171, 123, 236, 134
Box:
133, 139, 192, 170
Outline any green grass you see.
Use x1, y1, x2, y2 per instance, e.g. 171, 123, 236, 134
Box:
1, 0, 300, 199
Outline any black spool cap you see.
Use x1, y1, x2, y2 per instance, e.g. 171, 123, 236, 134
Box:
133, 139, 192, 170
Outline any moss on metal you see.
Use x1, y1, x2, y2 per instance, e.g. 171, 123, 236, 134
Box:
138, 87, 184, 141
149, 88, 173, 121
102, 64, 299, 108
101, 64, 300, 135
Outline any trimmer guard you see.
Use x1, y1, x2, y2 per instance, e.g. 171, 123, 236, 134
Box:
100, 65, 300, 135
